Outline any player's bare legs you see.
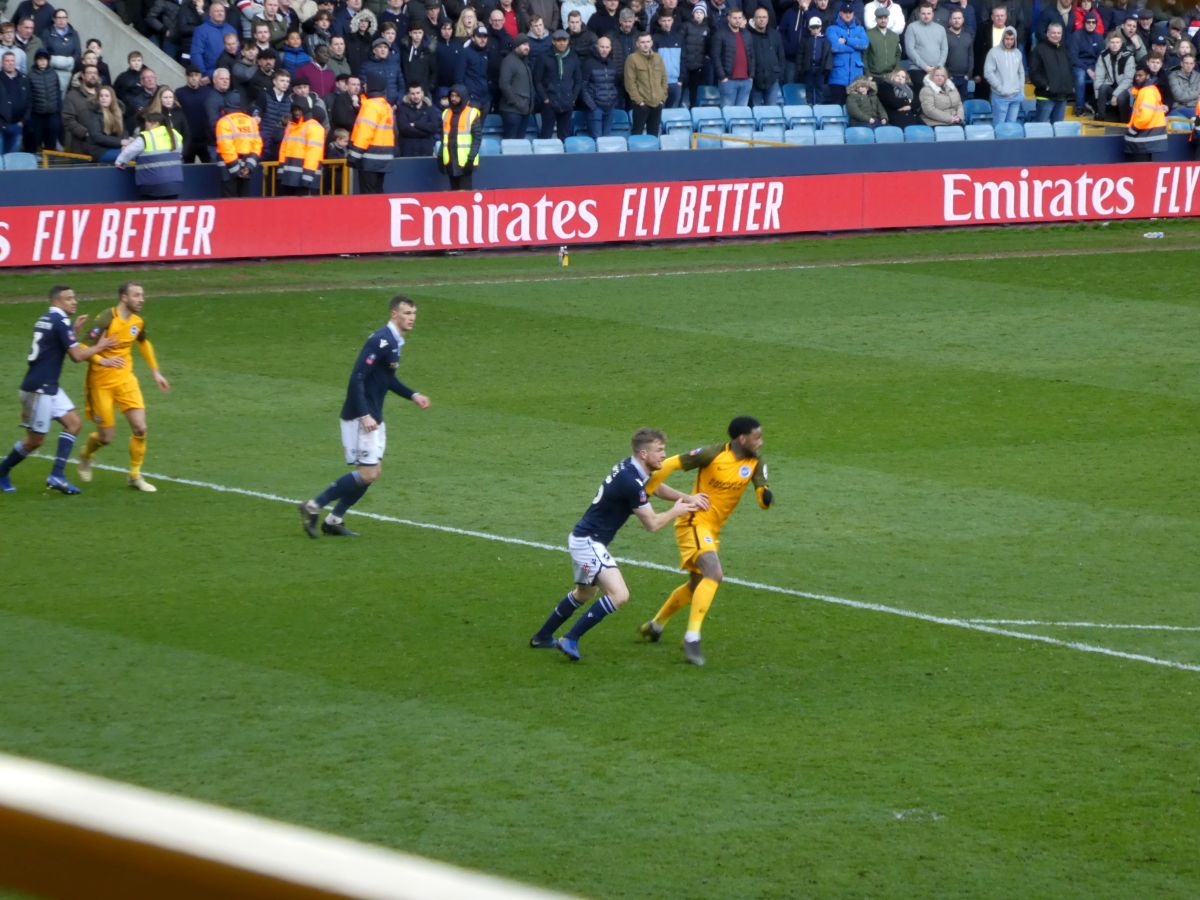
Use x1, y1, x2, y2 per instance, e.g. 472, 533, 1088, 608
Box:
557, 567, 632, 661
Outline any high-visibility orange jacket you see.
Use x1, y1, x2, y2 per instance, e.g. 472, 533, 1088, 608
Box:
278, 117, 326, 190
215, 111, 263, 180
348, 95, 395, 172
1125, 83, 1167, 155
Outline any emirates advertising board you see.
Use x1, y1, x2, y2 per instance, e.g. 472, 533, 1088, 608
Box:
2, 162, 1199, 267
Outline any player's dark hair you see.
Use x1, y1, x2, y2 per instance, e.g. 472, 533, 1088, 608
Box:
118, 281, 142, 299
728, 416, 761, 439
632, 428, 666, 452
390, 294, 417, 312
48, 285, 72, 302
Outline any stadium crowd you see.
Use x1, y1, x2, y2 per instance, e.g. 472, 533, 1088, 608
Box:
1, 0, 1194, 168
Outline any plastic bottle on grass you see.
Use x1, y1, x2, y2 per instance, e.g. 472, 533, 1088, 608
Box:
1143, 231, 1164, 239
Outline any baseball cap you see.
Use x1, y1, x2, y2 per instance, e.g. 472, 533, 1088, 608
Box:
475, 24, 489, 35
839, 2, 854, 12
1123, 10, 1139, 20
1084, 11, 1097, 21
1152, 33, 1167, 43
808, 14, 822, 26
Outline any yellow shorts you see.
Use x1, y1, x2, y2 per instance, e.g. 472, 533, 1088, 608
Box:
675, 520, 721, 574
86, 377, 144, 428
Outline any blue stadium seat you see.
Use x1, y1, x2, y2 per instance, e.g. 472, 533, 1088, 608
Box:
934, 125, 965, 141
874, 125, 904, 143
813, 103, 848, 127
844, 126, 875, 144
596, 135, 627, 152
723, 105, 755, 134
661, 107, 693, 135
500, 138, 532, 154
994, 122, 1025, 139
482, 114, 503, 136
691, 105, 725, 131
627, 134, 660, 151
695, 131, 725, 149
814, 127, 844, 145
610, 108, 632, 137
963, 99, 992, 124
964, 123, 995, 140
480, 136, 502, 156
695, 85, 721, 106
659, 131, 691, 150
564, 135, 597, 153
1023, 121, 1054, 138
783, 104, 815, 127
721, 135, 746, 148
532, 138, 564, 154
783, 126, 815, 145
1166, 116, 1195, 134
0, 154, 4, 169
904, 124, 935, 142
1053, 120, 1082, 137
752, 127, 784, 144
782, 83, 807, 105
3, 151, 37, 169
753, 105, 786, 129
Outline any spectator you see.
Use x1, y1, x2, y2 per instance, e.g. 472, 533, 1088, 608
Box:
798, 15, 831, 105
325, 34, 351, 77
395, 80, 438, 153
177, 0, 209, 65
827, 1, 867, 103
361, 36, 404, 104
680, 2, 709, 107
944, 9, 972, 96
454, 6, 479, 40
581, 34, 619, 135
535, 28, 580, 136
80, 39, 112, 85
329, 73, 361, 130
497, 32, 533, 137
257, 66, 293, 156
305, 9, 335, 54
14, 18, 44, 63
0, 50, 31, 153
417, 0, 444, 43
288, 73, 327, 122
280, 28, 312, 72
203, 66, 233, 142
378, 0, 410, 34
84, 84, 128, 162
845, 73, 887, 123
231, 40, 260, 92
40, 8, 79, 95
246, 47, 278, 102
607, 9, 637, 73
863, 0, 905, 34
487, 9, 517, 55
193, 2, 239, 77
588, 0, 622, 37
61, 61, 100, 153
24, 48, 61, 151
146, 0, 186, 59
253, 0, 291, 48
1073, 0, 1105, 35
747, 6, 784, 106
346, 9, 379, 73
712, 8, 754, 106
124, 67, 159, 132
1145, 50, 1172, 107
144, 84, 191, 149
0, 24, 28, 75
1070, 11, 1103, 115
250, 21, 275, 53
1030, 21, 1073, 120
527, 15, 552, 60
1036, 0, 1077, 41
983, 24, 1024, 122
562, 0, 596, 27
214, 30, 243, 73
333, 0, 365, 37
918, 63, 963, 123
972, 6, 1014, 101
114, 50, 146, 104
1125, 62, 1167, 159
521, 0, 561, 32
566, 9, 596, 57
325, 125, 349, 156
115, 110, 184, 199
1168, 52, 1199, 111
399, 22, 435, 94
1118, 11, 1147, 63
1094, 30, 1133, 118
455, 25, 492, 109
904, 1, 946, 90
433, 18, 459, 99
175, 63, 213, 160
624, 30, 666, 133
12, 0, 56, 38
652, 10, 683, 106
296, 41, 337, 95
865, 5, 901, 79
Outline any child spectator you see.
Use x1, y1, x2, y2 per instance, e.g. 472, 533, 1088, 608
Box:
845, 73, 887, 124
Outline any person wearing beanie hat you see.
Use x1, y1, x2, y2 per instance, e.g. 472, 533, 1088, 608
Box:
214, 91, 263, 197
682, 0, 712, 104
24, 46, 60, 154
498, 30, 535, 137
348, 66, 395, 193
439, 82, 481, 190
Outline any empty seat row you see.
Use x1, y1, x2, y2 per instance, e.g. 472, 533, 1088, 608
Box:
0, 151, 38, 170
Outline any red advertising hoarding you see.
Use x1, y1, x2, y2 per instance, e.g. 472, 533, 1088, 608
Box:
2, 162, 1198, 267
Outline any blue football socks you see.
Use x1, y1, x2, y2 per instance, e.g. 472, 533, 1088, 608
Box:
332, 476, 369, 517
533, 592, 583, 641
563, 595, 617, 641
50, 432, 75, 478
0, 440, 30, 477
314, 471, 362, 508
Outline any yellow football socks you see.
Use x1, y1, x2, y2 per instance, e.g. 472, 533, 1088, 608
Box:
129, 433, 146, 477
82, 433, 103, 460
654, 583, 694, 627
686, 578, 720, 634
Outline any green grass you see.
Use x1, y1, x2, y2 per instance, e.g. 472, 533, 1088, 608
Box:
2, 221, 1199, 898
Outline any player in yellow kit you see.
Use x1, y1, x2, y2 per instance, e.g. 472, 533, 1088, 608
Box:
77, 282, 171, 492
639, 415, 772, 666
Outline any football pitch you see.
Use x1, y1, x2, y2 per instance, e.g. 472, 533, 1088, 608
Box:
1, 222, 1198, 898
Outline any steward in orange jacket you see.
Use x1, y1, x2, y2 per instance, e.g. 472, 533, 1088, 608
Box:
348, 71, 395, 194
215, 92, 263, 198
278, 102, 327, 195
1125, 66, 1168, 159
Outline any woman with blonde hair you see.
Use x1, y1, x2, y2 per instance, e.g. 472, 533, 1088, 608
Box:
877, 67, 921, 127
142, 85, 192, 150
919, 65, 964, 126
454, 7, 478, 40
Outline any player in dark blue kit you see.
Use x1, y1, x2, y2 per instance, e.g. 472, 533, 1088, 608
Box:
530, 428, 709, 661
0, 285, 119, 494
298, 295, 430, 537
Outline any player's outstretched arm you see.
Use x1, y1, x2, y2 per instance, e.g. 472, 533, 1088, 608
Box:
68, 333, 119, 363
653, 482, 710, 511
633, 496, 698, 533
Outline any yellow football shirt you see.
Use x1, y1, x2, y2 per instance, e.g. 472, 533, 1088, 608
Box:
645, 442, 769, 534
84, 307, 159, 386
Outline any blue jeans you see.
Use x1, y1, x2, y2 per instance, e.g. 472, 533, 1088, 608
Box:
991, 92, 1021, 123
1, 122, 22, 154
1035, 98, 1066, 122
1072, 67, 1090, 108
751, 82, 783, 107
588, 106, 613, 137
500, 111, 528, 139
666, 82, 683, 108
719, 78, 752, 107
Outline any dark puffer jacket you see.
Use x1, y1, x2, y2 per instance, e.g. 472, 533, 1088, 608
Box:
28, 64, 61, 114
580, 44, 619, 110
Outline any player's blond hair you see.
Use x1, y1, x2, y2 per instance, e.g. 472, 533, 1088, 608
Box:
631, 428, 666, 452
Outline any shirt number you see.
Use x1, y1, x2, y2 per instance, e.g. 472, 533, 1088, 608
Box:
27, 332, 43, 362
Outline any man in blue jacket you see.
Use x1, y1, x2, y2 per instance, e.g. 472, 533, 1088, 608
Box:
192, 1, 238, 78
826, 0, 867, 103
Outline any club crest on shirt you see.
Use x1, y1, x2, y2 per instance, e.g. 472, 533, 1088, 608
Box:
739, 464, 752, 478
365, 353, 376, 365
130, 326, 139, 336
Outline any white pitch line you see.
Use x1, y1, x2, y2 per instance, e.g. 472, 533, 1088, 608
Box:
967, 619, 1200, 632
32, 456, 1200, 675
